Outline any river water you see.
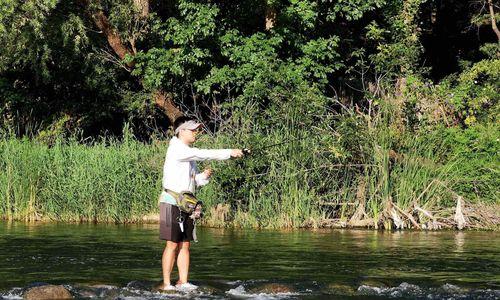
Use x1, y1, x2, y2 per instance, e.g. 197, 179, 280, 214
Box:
0, 222, 498, 299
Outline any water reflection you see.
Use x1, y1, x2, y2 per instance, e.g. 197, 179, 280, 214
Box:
454, 231, 465, 253
0, 222, 499, 299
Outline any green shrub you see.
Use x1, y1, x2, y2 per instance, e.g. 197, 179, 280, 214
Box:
436, 124, 499, 203
0, 130, 162, 222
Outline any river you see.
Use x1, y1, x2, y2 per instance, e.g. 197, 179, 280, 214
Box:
0, 222, 498, 299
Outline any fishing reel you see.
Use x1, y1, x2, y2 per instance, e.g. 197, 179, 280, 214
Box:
242, 148, 251, 156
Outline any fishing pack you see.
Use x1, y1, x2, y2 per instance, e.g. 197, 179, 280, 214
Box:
165, 189, 203, 218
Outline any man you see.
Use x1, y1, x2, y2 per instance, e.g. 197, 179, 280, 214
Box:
159, 116, 244, 290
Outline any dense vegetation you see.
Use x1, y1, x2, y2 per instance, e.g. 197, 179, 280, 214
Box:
0, 0, 498, 228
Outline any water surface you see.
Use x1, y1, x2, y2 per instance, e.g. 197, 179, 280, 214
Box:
0, 222, 498, 299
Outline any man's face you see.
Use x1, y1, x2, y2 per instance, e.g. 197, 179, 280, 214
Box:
179, 127, 199, 144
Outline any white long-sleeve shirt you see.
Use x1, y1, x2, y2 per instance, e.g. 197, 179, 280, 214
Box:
161, 137, 232, 195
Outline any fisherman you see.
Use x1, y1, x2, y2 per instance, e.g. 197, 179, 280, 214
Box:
159, 116, 244, 290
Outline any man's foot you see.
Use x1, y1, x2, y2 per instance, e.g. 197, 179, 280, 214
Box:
158, 283, 176, 291
175, 282, 198, 291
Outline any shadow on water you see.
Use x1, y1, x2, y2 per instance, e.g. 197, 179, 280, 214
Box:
0, 222, 499, 299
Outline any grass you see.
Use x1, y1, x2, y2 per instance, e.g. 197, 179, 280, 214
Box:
0, 130, 162, 223
0, 103, 497, 228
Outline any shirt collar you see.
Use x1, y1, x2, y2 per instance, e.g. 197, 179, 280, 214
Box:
170, 136, 189, 147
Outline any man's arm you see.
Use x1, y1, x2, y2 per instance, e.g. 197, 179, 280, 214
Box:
177, 147, 243, 162
195, 171, 210, 186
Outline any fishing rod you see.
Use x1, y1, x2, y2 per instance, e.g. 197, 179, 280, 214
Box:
211, 133, 371, 183
205, 135, 306, 182
242, 135, 306, 156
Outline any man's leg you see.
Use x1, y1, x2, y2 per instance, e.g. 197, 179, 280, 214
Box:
176, 241, 190, 285
161, 241, 178, 288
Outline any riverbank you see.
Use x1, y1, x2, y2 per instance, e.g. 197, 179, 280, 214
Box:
2, 203, 499, 231
1, 122, 498, 230
4, 202, 498, 231
144, 202, 500, 230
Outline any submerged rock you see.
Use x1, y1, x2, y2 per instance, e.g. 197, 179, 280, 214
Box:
358, 279, 388, 289
249, 283, 294, 294
197, 284, 218, 295
325, 283, 357, 296
24, 285, 72, 300
126, 280, 155, 290
89, 284, 118, 289
358, 282, 423, 298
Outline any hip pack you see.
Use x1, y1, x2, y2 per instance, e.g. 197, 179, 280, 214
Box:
165, 189, 202, 217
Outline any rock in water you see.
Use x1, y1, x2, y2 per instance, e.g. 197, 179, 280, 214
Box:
325, 283, 357, 296
250, 283, 294, 294
126, 280, 154, 290
24, 285, 72, 300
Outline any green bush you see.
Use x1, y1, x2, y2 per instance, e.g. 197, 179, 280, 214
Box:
0, 130, 162, 222
436, 124, 499, 203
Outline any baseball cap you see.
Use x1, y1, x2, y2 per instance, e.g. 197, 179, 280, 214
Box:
174, 120, 202, 135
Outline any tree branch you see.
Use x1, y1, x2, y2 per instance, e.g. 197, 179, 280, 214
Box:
82, 0, 183, 123
488, 0, 500, 42
133, 0, 149, 18
153, 90, 184, 123
91, 10, 135, 66
265, 2, 276, 30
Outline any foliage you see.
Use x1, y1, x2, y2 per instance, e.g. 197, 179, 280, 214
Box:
0, 129, 161, 222
450, 59, 499, 125
132, 0, 218, 91
0, 0, 498, 226
479, 43, 500, 59
437, 124, 499, 203
398, 59, 499, 128
367, 0, 426, 77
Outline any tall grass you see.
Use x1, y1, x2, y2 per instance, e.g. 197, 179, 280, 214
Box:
197, 98, 465, 228
0, 99, 493, 228
348, 102, 462, 228
0, 129, 163, 222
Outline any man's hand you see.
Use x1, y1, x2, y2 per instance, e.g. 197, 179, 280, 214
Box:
230, 149, 244, 158
202, 168, 213, 178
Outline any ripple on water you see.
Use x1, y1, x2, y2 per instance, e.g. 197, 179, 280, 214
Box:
226, 285, 300, 299
357, 282, 500, 300
2, 281, 500, 300
0, 287, 23, 300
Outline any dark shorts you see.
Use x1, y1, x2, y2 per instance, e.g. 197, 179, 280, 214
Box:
159, 202, 194, 242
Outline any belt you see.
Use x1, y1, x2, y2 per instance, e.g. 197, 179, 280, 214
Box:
164, 189, 179, 198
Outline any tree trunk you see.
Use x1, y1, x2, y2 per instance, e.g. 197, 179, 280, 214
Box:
91, 10, 135, 66
488, 0, 500, 42
84, 0, 183, 123
265, 2, 276, 30
153, 90, 184, 124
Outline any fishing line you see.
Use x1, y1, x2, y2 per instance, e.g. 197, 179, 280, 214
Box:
241, 132, 309, 156
229, 163, 372, 180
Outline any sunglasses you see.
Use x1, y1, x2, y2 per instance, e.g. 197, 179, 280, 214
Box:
183, 128, 200, 133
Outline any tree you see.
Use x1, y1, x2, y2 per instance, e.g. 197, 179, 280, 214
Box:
82, 0, 183, 123
487, 0, 500, 42
2, 0, 494, 137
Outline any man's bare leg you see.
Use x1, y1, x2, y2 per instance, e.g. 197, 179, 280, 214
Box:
176, 241, 190, 285
161, 241, 178, 288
